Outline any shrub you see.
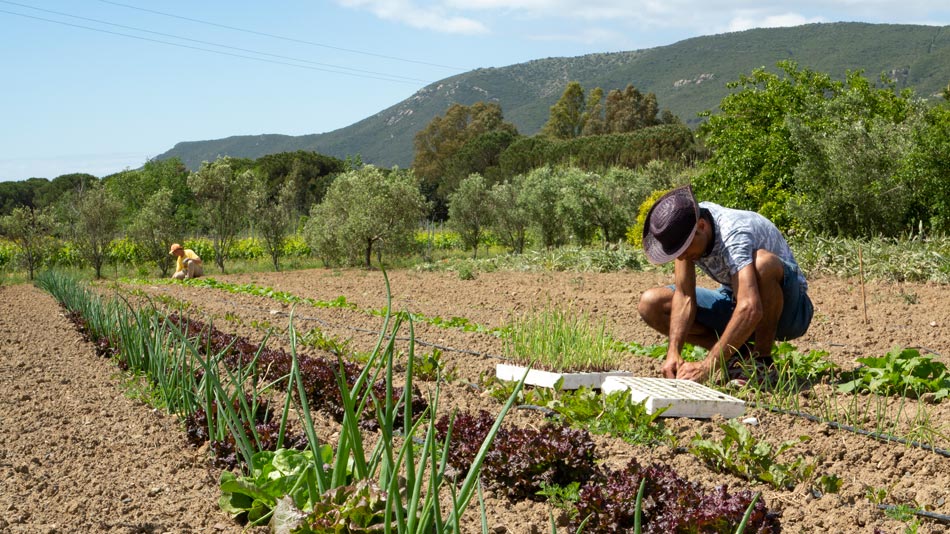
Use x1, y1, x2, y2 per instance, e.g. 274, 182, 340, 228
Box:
627, 188, 670, 249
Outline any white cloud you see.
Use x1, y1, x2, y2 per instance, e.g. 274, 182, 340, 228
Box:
727, 12, 826, 32
526, 26, 629, 45
335, 0, 948, 45
336, 0, 489, 34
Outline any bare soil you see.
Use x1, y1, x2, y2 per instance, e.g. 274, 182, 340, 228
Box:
2, 268, 948, 533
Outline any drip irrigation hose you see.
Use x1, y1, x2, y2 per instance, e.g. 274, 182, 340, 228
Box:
177, 294, 512, 361
747, 402, 950, 458
515, 404, 557, 416
877, 504, 950, 525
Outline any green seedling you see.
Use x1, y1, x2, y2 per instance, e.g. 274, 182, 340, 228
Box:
298, 327, 350, 356
537, 482, 581, 518
411, 348, 457, 382
813, 474, 842, 496
503, 306, 624, 372
549, 388, 670, 446
690, 419, 815, 489
864, 485, 889, 505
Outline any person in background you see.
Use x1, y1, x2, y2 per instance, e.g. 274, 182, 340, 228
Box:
637, 185, 813, 385
169, 243, 203, 280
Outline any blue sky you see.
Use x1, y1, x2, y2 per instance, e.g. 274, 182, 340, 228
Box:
2, 0, 948, 182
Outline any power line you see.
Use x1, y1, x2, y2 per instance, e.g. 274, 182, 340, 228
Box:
96, 0, 466, 72
0, 8, 428, 85
1, 0, 432, 83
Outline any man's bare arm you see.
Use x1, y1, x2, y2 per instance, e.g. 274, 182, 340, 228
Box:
663, 258, 697, 378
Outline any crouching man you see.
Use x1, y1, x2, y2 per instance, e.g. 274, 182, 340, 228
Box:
637, 185, 813, 385
169, 243, 203, 280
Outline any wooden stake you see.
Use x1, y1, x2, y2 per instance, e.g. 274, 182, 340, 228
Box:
858, 247, 868, 325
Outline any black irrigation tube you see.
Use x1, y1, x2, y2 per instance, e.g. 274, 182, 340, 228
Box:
748, 402, 950, 458
877, 504, 950, 525
187, 294, 513, 361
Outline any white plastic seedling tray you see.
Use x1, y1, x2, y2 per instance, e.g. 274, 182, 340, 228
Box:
601, 376, 745, 419
496, 363, 633, 390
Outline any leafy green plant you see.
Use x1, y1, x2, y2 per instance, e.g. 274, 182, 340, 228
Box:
813, 474, 842, 496
456, 263, 477, 280
299, 327, 351, 356
690, 419, 815, 489
773, 342, 838, 383
536, 482, 580, 518
503, 306, 624, 372
219, 447, 332, 525
411, 348, 457, 382
865, 485, 889, 505
883, 504, 919, 522
485, 378, 559, 407
549, 388, 670, 446
838, 347, 950, 400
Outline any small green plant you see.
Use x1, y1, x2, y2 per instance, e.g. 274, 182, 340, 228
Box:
773, 342, 838, 383
223, 311, 241, 323
219, 447, 334, 525
813, 474, 842, 495
865, 485, 889, 505
298, 327, 350, 356
153, 293, 191, 310
485, 377, 560, 406
411, 348, 457, 382
250, 319, 273, 330
690, 419, 815, 489
550, 388, 670, 446
839, 347, 950, 400
503, 306, 624, 372
456, 263, 477, 280
536, 481, 580, 518
884, 503, 919, 522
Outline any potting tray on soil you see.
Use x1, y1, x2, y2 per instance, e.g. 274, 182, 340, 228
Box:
496, 363, 633, 390
601, 376, 745, 419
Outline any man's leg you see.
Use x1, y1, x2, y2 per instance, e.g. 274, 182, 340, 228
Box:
183, 259, 194, 280
749, 249, 785, 360
638, 286, 728, 349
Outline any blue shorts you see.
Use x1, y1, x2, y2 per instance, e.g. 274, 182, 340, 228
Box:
669, 259, 813, 342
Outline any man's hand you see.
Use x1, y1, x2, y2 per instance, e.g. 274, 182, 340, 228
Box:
676, 358, 716, 382
661, 352, 685, 379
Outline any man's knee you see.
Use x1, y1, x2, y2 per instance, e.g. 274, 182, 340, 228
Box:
638, 287, 671, 322
752, 250, 784, 285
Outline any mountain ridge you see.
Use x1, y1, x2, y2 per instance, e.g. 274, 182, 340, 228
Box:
156, 22, 950, 170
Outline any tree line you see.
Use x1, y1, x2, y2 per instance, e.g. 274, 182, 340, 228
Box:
3, 62, 949, 279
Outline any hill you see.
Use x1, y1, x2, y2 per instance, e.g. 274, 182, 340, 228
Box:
156, 22, 950, 170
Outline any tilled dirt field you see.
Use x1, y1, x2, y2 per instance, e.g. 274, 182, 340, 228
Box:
2, 267, 948, 533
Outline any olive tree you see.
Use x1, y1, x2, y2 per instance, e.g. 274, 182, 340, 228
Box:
305, 166, 429, 268
188, 157, 255, 273
251, 179, 297, 271
128, 187, 183, 276
488, 177, 529, 254
70, 182, 123, 279
447, 174, 493, 259
520, 166, 569, 249
0, 206, 55, 280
